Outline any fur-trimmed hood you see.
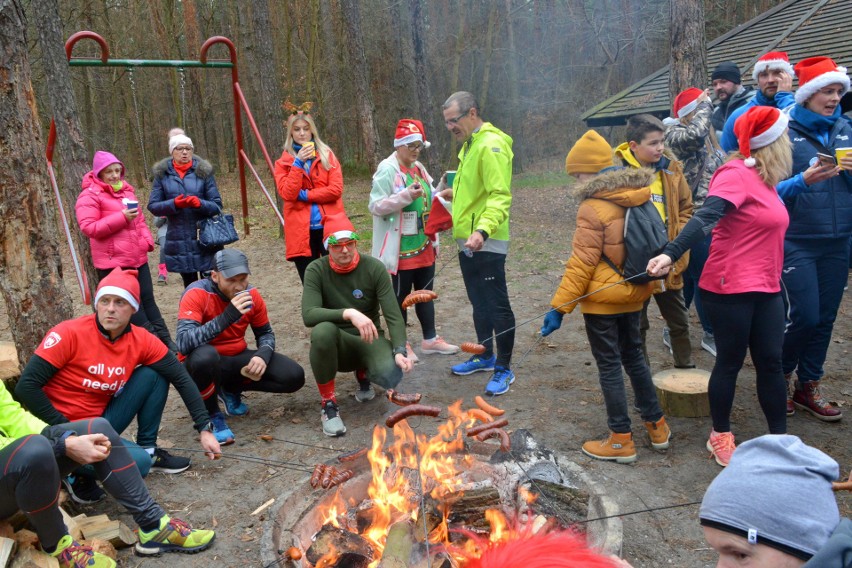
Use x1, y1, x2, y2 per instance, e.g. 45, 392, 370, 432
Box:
152, 156, 213, 179
572, 166, 655, 206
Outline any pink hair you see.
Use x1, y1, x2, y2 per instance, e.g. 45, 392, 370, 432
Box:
461, 531, 620, 568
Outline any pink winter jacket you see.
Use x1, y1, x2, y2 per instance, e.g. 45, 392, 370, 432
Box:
75, 151, 154, 270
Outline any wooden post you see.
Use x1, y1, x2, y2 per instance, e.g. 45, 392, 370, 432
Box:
652, 368, 711, 418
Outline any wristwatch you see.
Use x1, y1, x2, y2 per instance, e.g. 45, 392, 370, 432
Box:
392, 346, 407, 357
197, 421, 214, 434
476, 229, 489, 241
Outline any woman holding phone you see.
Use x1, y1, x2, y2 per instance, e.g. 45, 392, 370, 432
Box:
774, 56, 852, 421
370, 119, 459, 362
76, 151, 177, 352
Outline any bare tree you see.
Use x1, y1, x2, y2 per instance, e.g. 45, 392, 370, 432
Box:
0, 0, 74, 365
669, 0, 707, 98
408, 0, 439, 173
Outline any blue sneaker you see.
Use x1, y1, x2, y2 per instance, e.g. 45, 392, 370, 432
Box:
218, 390, 248, 416
451, 354, 496, 376
485, 366, 515, 396
210, 411, 235, 445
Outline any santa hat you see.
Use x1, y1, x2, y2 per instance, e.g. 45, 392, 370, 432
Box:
393, 119, 431, 149
751, 51, 795, 81
734, 106, 789, 168
424, 195, 453, 240
322, 211, 359, 249
673, 87, 704, 118
95, 268, 140, 312
168, 134, 193, 154
793, 56, 850, 105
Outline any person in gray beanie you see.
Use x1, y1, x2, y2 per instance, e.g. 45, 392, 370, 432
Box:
699, 434, 852, 567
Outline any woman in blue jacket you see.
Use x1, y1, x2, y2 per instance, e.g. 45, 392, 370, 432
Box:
148, 134, 224, 287
775, 56, 852, 422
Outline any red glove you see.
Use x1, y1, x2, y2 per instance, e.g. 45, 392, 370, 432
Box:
174, 195, 189, 208
185, 196, 201, 208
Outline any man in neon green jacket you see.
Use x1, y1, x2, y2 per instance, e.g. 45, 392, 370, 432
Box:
439, 91, 516, 396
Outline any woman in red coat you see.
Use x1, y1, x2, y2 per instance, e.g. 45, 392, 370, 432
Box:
274, 107, 345, 282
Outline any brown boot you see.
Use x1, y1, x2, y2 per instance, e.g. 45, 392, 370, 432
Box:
644, 417, 671, 450
785, 372, 796, 417
793, 381, 843, 422
582, 432, 637, 464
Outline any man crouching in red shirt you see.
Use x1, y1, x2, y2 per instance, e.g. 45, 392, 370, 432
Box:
16, 268, 220, 505
176, 249, 305, 445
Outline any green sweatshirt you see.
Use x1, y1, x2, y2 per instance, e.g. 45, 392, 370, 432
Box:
301, 255, 407, 351
0, 382, 49, 452
452, 122, 514, 244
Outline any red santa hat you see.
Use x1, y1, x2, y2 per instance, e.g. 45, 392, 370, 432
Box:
322, 211, 359, 249
672, 87, 705, 118
793, 56, 850, 105
734, 106, 789, 168
393, 118, 431, 149
95, 268, 140, 312
751, 51, 795, 81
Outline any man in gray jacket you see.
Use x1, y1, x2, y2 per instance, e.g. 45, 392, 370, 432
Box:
710, 61, 753, 138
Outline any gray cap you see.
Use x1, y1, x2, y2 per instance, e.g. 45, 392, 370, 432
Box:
213, 249, 251, 278
700, 435, 840, 560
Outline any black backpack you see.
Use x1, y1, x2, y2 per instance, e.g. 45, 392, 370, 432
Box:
601, 200, 668, 284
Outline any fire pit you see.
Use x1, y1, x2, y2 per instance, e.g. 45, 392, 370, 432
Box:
261, 402, 621, 567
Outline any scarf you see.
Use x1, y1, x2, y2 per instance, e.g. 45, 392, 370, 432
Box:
790, 104, 841, 145
173, 160, 193, 179
329, 250, 360, 274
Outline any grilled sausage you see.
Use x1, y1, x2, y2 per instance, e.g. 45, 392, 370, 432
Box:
385, 404, 442, 428
386, 389, 422, 406
474, 395, 506, 417
466, 418, 509, 437
475, 427, 511, 452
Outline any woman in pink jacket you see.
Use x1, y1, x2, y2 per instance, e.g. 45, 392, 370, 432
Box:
75, 151, 177, 352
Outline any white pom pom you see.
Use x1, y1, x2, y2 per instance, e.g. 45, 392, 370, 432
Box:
744, 157, 756, 167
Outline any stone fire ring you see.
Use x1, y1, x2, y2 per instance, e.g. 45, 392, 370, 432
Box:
260, 440, 622, 566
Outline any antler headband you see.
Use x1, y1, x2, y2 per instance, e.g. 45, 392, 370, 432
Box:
283, 100, 313, 115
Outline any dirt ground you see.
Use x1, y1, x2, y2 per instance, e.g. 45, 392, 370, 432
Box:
8, 168, 851, 567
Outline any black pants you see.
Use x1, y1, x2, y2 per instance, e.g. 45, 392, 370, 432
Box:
0, 418, 163, 551
97, 264, 163, 330
184, 345, 305, 414
292, 228, 328, 283
392, 264, 436, 339
702, 290, 786, 434
458, 251, 515, 367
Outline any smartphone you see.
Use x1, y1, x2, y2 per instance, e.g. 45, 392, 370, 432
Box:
817, 152, 837, 167
445, 171, 457, 187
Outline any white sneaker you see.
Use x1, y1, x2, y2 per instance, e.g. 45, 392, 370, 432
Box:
701, 333, 717, 357
406, 342, 420, 364
421, 336, 460, 355
321, 401, 346, 437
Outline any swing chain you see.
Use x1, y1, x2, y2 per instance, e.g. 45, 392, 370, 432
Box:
178, 66, 188, 128
126, 67, 149, 176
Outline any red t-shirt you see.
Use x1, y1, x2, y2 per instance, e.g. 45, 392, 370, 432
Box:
35, 314, 168, 420
178, 286, 270, 357
700, 160, 790, 294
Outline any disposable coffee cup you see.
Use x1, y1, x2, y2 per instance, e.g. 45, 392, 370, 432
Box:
836, 147, 852, 169
304, 141, 316, 159
445, 170, 456, 187
124, 199, 138, 210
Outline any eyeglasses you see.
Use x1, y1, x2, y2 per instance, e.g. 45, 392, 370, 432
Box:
329, 240, 356, 251
405, 143, 424, 151
174, 146, 193, 153
444, 111, 469, 127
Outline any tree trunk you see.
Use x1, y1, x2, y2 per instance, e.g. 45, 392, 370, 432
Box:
29, 0, 100, 302
338, 0, 381, 169
669, 0, 707, 101
503, 0, 522, 172
479, 3, 500, 112
0, 0, 74, 365
408, 0, 439, 174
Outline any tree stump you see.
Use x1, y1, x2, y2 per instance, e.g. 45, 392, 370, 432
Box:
652, 368, 711, 417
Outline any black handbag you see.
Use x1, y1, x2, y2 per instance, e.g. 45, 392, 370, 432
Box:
197, 211, 239, 249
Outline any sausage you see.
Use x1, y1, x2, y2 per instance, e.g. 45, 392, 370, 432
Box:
286, 547, 303, 560
310, 464, 326, 488
466, 417, 509, 437
460, 342, 486, 355
401, 291, 437, 309
259, 434, 274, 441
385, 404, 442, 428
474, 395, 506, 417
337, 447, 368, 463
328, 468, 354, 487
466, 408, 494, 424
412, 289, 438, 299
320, 466, 337, 489
386, 389, 422, 406
475, 427, 511, 452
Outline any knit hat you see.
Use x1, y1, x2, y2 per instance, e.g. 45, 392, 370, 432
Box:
322, 211, 358, 249
711, 61, 741, 84
733, 106, 788, 167
565, 130, 614, 175
169, 134, 194, 154
393, 119, 431, 149
92, 151, 125, 180
793, 56, 850, 105
214, 248, 251, 278
672, 87, 704, 118
95, 268, 140, 312
700, 435, 840, 561
751, 51, 794, 81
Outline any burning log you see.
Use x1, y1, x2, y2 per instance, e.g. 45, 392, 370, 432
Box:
521, 479, 589, 529
412, 499, 443, 543
440, 487, 502, 532
305, 525, 374, 568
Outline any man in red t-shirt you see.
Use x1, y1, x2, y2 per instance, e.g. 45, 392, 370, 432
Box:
177, 249, 305, 445
16, 268, 220, 504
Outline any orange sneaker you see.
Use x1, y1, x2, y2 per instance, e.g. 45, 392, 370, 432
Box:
706, 430, 736, 467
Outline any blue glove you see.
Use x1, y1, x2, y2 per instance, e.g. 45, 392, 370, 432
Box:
540, 311, 564, 337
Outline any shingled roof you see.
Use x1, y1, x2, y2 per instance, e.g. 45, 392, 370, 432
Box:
582, 0, 851, 126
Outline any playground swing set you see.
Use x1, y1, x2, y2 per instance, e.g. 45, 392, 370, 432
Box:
46, 31, 285, 305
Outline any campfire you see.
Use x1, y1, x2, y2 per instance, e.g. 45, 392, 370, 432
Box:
262, 399, 621, 567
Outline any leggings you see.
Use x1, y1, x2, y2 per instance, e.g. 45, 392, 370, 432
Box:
0, 418, 163, 551
292, 228, 328, 283
392, 264, 436, 340
701, 290, 786, 434
309, 322, 403, 390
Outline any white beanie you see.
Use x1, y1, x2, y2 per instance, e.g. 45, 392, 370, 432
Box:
169, 134, 193, 154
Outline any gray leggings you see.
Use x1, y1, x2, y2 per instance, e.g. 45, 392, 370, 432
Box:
0, 417, 164, 550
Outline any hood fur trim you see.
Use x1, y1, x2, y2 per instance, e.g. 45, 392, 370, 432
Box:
572, 167, 656, 200
152, 156, 213, 179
